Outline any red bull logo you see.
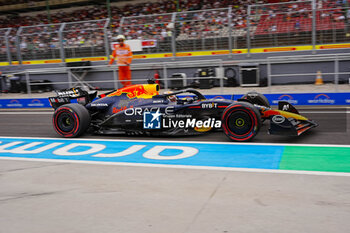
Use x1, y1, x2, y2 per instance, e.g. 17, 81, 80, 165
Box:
107, 84, 159, 99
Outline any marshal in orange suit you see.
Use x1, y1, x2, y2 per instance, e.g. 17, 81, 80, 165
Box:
109, 35, 133, 87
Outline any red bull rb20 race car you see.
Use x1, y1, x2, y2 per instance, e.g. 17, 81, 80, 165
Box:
48, 82, 318, 142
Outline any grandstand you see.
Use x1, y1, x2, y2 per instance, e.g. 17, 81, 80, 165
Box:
0, 0, 350, 64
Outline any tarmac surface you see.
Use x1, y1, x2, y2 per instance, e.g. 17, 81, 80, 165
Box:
0, 106, 348, 145
0, 99, 349, 232
0, 160, 349, 233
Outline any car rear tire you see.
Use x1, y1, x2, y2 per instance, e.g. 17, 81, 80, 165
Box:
222, 102, 261, 142
53, 104, 90, 137
242, 91, 270, 108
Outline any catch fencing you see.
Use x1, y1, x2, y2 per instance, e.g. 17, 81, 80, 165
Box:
1, 0, 350, 64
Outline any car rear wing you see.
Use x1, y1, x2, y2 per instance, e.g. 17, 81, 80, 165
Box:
49, 87, 97, 109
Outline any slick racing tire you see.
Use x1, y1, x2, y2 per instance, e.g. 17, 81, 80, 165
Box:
222, 102, 261, 142
53, 104, 90, 137
242, 91, 270, 108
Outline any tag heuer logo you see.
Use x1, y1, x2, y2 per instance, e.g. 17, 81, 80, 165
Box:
143, 110, 161, 129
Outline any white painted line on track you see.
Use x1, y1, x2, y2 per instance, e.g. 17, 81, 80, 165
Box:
0, 136, 349, 148
0, 112, 52, 115
0, 156, 349, 177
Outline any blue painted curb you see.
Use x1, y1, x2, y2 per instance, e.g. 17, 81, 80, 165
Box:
0, 137, 284, 169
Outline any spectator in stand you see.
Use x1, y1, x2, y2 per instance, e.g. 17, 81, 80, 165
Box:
295, 20, 300, 31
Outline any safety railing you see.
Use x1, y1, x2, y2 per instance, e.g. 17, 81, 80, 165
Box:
4, 59, 225, 97
266, 53, 350, 93
2, 54, 349, 98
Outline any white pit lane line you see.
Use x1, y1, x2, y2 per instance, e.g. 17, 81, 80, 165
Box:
0, 156, 349, 177
0, 112, 53, 115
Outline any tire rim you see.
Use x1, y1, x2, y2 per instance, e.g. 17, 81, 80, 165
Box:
227, 111, 253, 136
56, 111, 75, 133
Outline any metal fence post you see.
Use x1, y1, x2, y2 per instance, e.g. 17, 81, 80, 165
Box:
112, 68, 118, 90
267, 58, 272, 93
163, 63, 168, 91
246, 5, 252, 58
67, 69, 72, 88
5, 28, 12, 64
334, 55, 339, 92
59, 23, 66, 63
228, 6, 233, 58
219, 60, 224, 94
16, 27, 23, 65
25, 71, 31, 96
171, 12, 177, 60
104, 18, 111, 60
312, 0, 316, 54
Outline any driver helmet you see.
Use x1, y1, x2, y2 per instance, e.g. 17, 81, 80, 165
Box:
164, 91, 177, 102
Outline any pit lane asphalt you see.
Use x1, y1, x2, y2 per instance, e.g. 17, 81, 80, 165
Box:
0, 107, 349, 145
0, 107, 349, 233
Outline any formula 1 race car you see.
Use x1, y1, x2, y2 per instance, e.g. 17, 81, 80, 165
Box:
48, 81, 318, 142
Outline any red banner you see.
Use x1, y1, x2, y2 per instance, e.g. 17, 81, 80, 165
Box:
142, 40, 157, 48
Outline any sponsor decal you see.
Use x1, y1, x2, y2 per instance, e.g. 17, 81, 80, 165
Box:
272, 94, 298, 105
111, 40, 157, 50
91, 103, 108, 107
6, 99, 23, 107
113, 105, 133, 114
212, 96, 226, 100
125, 106, 174, 116
49, 97, 69, 104
308, 94, 335, 104
346, 99, 350, 103
272, 115, 286, 124
143, 110, 162, 129
107, 84, 158, 99
56, 89, 81, 98
0, 137, 288, 170
153, 100, 164, 104
0, 139, 198, 160
201, 103, 218, 109
142, 40, 157, 48
281, 104, 289, 111
263, 47, 297, 52
28, 99, 45, 107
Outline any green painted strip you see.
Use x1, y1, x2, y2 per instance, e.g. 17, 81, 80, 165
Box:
280, 146, 350, 173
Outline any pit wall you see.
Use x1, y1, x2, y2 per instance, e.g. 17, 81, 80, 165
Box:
1, 92, 349, 109
1, 46, 350, 91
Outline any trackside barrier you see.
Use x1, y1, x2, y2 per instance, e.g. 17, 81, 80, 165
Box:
0, 93, 349, 109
